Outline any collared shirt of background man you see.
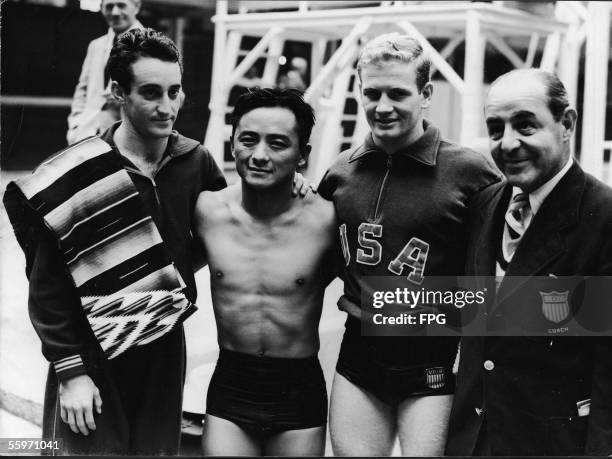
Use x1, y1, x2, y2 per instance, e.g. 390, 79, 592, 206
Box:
66, 0, 144, 145
318, 32, 501, 456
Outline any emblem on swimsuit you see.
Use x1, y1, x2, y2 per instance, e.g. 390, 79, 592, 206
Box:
425, 366, 446, 390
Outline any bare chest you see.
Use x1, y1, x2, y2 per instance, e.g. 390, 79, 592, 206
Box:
205, 220, 327, 289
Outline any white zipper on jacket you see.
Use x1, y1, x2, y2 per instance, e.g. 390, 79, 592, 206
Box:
373, 154, 393, 220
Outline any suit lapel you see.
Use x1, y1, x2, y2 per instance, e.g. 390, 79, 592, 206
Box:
473, 183, 510, 277
497, 163, 585, 302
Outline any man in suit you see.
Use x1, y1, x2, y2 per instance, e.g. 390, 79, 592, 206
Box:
445, 68, 612, 456
66, 0, 143, 145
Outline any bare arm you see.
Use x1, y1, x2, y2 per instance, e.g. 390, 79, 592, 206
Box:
313, 195, 339, 287
193, 191, 216, 272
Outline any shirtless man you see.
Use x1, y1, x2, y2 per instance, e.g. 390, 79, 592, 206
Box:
194, 87, 337, 456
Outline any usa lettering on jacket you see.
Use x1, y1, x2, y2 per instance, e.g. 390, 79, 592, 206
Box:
339, 222, 430, 285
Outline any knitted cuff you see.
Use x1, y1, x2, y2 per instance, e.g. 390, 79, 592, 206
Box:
53, 354, 86, 381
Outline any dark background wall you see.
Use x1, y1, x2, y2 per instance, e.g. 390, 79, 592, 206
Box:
1, 1, 214, 171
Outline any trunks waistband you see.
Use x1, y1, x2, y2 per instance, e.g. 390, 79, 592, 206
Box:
218, 348, 319, 368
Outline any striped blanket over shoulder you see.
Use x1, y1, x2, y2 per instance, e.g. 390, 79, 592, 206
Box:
4, 137, 196, 359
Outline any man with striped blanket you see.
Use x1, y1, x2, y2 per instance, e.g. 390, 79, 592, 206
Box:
4, 29, 226, 455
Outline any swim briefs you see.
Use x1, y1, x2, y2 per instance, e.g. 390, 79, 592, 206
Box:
336, 316, 456, 405
206, 348, 328, 436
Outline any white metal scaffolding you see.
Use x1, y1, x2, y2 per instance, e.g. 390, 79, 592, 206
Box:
204, 1, 610, 184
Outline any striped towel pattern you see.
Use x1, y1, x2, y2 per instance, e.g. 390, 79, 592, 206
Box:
83, 291, 194, 359
9, 137, 196, 359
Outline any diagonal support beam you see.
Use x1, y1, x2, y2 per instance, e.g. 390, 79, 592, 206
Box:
227, 26, 284, 88
440, 34, 464, 60
398, 21, 466, 95
540, 32, 560, 71
304, 17, 372, 103
429, 34, 464, 78
563, 1, 589, 22
261, 36, 285, 86
224, 31, 242, 76
524, 33, 539, 68
485, 31, 526, 69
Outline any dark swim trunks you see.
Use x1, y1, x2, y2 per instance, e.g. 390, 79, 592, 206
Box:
206, 348, 328, 436
336, 316, 456, 406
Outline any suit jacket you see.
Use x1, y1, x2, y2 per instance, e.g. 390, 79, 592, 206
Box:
446, 162, 612, 456
66, 22, 143, 145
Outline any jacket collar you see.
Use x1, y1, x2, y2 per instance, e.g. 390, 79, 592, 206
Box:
472, 182, 510, 277
348, 119, 440, 166
473, 162, 585, 279
504, 162, 584, 276
489, 163, 585, 308
100, 121, 200, 160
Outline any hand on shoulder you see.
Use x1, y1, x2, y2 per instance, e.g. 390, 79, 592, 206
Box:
305, 193, 337, 228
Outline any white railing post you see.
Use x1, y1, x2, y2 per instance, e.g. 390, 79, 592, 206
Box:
460, 11, 486, 147
581, 2, 610, 181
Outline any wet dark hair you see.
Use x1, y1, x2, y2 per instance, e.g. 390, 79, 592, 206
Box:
108, 28, 182, 92
229, 87, 316, 155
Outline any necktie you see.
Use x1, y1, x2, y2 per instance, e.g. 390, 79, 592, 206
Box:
499, 192, 531, 269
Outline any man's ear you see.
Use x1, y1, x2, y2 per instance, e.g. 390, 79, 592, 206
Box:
111, 81, 126, 103
298, 144, 312, 168
561, 107, 578, 140
420, 82, 433, 109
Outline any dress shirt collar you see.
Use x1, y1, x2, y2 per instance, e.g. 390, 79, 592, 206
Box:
106, 20, 144, 40
511, 156, 574, 216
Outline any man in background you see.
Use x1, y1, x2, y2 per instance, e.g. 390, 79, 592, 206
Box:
66, 0, 143, 145
278, 57, 308, 92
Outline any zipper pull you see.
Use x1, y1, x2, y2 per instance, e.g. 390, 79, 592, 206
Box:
386, 155, 393, 168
